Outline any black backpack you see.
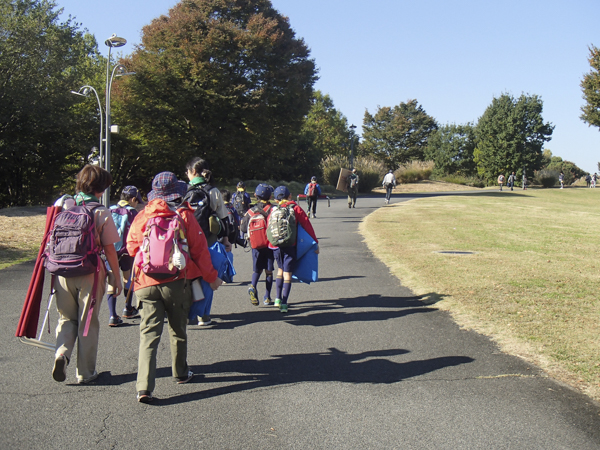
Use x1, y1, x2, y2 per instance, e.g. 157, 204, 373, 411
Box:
183, 184, 220, 238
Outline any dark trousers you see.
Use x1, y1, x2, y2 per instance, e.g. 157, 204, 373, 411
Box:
385, 185, 393, 201
307, 196, 317, 215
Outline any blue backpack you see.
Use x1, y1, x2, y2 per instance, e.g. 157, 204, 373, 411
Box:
110, 205, 137, 256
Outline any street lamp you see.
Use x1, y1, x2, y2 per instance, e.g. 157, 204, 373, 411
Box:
349, 124, 357, 170
103, 34, 134, 206
70, 86, 103, 165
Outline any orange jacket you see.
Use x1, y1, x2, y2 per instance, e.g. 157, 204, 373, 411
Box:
126, 199, 218, 290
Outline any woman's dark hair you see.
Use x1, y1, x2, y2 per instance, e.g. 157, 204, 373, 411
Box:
76, 164, 112, 195
186, 157, 212, 182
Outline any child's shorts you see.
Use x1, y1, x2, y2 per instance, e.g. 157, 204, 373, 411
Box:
273, 246, 297, 273
252, 248, 274, 272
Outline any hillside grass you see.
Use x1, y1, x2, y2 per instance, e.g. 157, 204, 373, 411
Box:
360, 188, 600, 401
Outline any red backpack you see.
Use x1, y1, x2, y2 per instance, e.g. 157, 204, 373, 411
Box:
247, 204, 272, 249
308, 183, 317, 197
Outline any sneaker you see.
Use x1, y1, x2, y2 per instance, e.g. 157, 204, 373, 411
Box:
198, 316, 213, 326
52, 355, 67, 382
77, 371, 98, 384
348, 204, 351, 208
122, 307, 140, 319
248, 286, 259, 306
108, 316, 123, 327
274, 298, 281, 307
137, 390, 153, 403
312, 214, 317, 219
263, 298, 274, 306
280, 304, 288, 313
176, 370, 194, 384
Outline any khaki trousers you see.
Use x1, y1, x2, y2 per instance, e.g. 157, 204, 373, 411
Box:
54, 267, 106, 382
136, 279, 192, 392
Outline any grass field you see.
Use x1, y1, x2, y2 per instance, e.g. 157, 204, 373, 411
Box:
361, 188, 600, 401
0, 206, 47, 270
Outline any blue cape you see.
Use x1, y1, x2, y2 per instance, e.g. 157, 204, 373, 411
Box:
292, 224, 318, 284
189, 241, 236, 319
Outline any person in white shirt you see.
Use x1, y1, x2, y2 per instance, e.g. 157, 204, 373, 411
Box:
382, 170, 396, 204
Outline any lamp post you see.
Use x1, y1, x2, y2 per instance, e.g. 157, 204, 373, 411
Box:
349, 124, 357, 170
70, 86, 103, 165
104, 34, 133, 206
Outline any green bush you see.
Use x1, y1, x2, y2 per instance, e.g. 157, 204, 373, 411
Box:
320, 155, 386, 193
321, 155, 349, 187
394, 161, 434, 184
534, 169, 559, 188
354, 156, 387, 193
433, 174, 485, 188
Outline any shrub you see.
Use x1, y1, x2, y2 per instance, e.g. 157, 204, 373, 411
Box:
354, 156, 387, 193
534, 169, 559, 188
432, 174, 485, 188
321, 155, 349, 187
320, 155, 386, 193
395, 161, 434, 184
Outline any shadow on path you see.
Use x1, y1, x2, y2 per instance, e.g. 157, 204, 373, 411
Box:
197, 294, 441, 330
150, 347, 474, 406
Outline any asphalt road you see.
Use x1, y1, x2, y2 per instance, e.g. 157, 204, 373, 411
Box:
2, 193, 600, 449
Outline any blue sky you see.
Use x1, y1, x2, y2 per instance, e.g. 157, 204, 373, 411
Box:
57, 0, 600, 173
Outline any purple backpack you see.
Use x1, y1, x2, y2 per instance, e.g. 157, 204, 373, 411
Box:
45, 204, 101, 277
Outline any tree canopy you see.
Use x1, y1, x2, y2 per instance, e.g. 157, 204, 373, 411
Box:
116, 0, 317, 183
424, 123, 477, 177
0, 0, 99, 206
360, 100, 437, 169
300, 90, 350, 158
581, 45, 600, 130
474, 93, 554, 181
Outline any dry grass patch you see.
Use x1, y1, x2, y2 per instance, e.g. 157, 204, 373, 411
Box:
0, 207, 47, 270
361, 189, 600, 401
371, 180, 482, 194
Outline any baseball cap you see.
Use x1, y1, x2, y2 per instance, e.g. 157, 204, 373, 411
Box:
274, 185, 291, 201
254, 183, 273, 200
122, 185, 143, 203
311, 176, 317, 181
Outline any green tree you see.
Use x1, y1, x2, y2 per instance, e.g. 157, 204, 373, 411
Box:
361, 99, 438, 169
301, 90, 350, 158
116, 0, 317, 182
0, 0, 99, 206
545, 155, 586, 185
581, 45, 600, 130
474, 93, 554, 181
424, 123, 477, 177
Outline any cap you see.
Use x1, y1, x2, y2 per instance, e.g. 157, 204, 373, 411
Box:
148, 172, 184, 202
274, 185, 291, 201
254, 183, 273, 200
122, 185, 143, 203
237, 181, 246, 190
311, 176, 317, 182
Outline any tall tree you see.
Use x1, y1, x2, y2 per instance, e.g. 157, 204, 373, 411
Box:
360, 99, 437, 169
474, 93, 554, 181
425, 123, 477, 177
301, 90, 350, 158
581, 45, 600, 130
116, 0, 317, 182
0, 0, 99, 207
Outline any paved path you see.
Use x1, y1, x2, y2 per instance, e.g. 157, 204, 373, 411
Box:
2, 193, 600, 449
